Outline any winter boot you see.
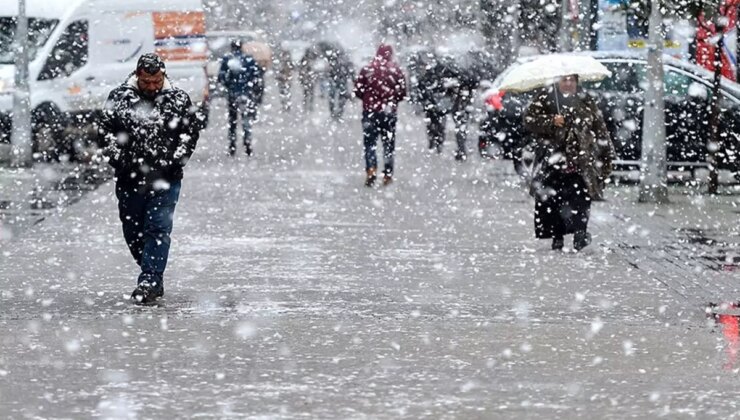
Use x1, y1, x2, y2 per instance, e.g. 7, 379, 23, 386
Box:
245, 143, 253, 157
574, 231, 592, 251
131, 274, 164, 304
454, 150, 467, 162
552, 236, 564, 251
383, 175, 393, 186
365, 167, 377, 187
131, 281, 162, 305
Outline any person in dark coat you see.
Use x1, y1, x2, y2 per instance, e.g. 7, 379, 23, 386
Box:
326, 49, 354, 120
99, 53, 204, 304
218, 39, 264, 156
274, 47, 294, 112
298, 50, 318, 112
523, 75, 615, 251
418, 56, 477, 160
354, 44, 408, 187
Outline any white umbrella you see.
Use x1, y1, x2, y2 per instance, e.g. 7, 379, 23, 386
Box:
496, 54, 612, 93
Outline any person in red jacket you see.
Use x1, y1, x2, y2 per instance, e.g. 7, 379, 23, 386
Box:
354, 44, 407, 186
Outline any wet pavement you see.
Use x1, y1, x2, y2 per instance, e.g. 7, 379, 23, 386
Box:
1, 92, 740, 418
0, 162, 110, 241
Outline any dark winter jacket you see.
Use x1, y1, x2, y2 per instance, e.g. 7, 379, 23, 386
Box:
274, 48, 294, 83
354, 44, 407, 113
100, 74, 203, 186
298, 52, 317, 89
218, 51, 265, 104
328, 52, 354, 94
418, 58, 478, 116
523, 89, 615, 198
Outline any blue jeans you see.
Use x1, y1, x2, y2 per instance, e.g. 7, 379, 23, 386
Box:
115, 181, 181, 287
362, 111, 397, 176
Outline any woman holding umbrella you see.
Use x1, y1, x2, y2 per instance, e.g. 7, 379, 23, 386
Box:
523, 74, 615, 251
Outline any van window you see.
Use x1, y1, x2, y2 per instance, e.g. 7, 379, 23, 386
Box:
0, 17, 58, 64
38, 20, 88, 80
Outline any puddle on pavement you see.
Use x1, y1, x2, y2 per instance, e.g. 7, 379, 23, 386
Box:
677, 227, 717, 245
703, 251, 740, 272
0, 165, 110, 235
675, 227, 739, 272
708, 302, 740, 370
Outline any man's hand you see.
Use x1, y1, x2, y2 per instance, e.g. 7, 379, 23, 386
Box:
553, 114, 565, 128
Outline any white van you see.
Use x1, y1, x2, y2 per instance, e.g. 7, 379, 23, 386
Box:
0, 0, 209, 159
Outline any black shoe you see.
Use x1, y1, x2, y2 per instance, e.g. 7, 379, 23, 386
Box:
454, 151, 467, 162
552, 237, 564, 250
365, 175, 376, 187
574, 231, 592, 251
365, 168, 377, 187
245, 144, 253, 156
130, 280, 163, 305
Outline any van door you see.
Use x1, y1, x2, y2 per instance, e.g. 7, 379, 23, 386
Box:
87, 11, 155, 109
36, 19, 91, 113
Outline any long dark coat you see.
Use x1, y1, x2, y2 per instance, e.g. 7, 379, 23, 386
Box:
523, 88, 615, 239
523, 89, 615, 199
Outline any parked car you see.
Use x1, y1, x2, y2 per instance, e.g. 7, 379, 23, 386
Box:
478, 51, 740, 177
0, 0, 209, 161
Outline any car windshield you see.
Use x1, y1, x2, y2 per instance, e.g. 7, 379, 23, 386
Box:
0, 17, 58, 64
582, 60, 644, 94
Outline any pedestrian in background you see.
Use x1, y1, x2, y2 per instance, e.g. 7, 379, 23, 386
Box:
218, 39, 264, 156
418, 55, 477, 161
354, 44, 407, 187
275, 47, 294, 112
299, 50, 317, 112
100, 53, 204, 304
523, 74, 614, 251
326, 49, 354, 120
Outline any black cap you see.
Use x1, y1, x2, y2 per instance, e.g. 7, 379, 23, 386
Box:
136, 53, 166, 74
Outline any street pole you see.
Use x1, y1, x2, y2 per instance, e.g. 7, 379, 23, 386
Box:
559, 0, 573, 51
638, 0, 669, 203
10, 0, 33, 167
707, 16, 727, 195
576, 0, 591, 51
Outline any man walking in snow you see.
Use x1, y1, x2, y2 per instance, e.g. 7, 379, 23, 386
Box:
218, 39, 264, 156
100, 53, 204, 304
418, 55, 478, 161
354, 44, 407, 187
326, 48, 353, 120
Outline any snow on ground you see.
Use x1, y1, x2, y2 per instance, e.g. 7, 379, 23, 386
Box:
1, 79, 740, 418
